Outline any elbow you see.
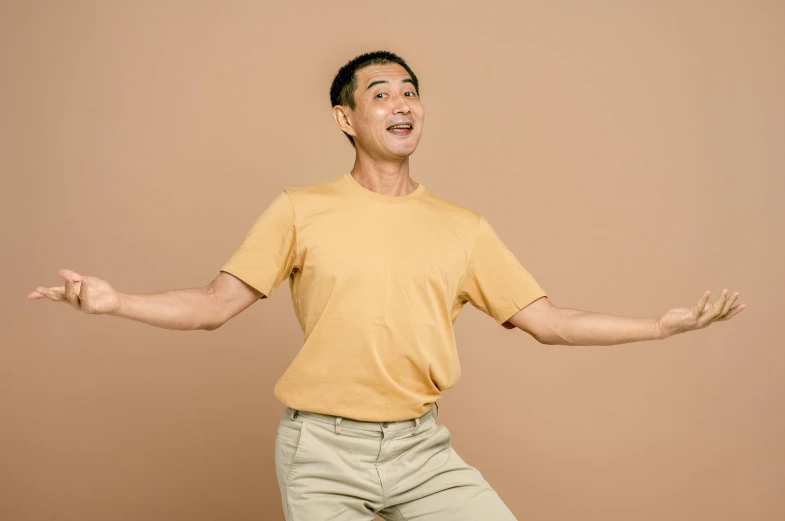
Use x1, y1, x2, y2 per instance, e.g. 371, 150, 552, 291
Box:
531, 316, 562, 345
536, 327, 573, 345
201, 317, 225, 331
199, 284, 228, 331
513, 297, 567, 345
199, 311, 227, 331
539, 305, 574, 346
535, 333, 561, 345
533, 326, 570, 346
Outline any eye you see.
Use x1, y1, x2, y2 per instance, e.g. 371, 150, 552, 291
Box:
375, 92, 387, 99
404, 91, 416, 97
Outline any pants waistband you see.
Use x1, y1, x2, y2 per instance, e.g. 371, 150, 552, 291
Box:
285, 403, 439, 433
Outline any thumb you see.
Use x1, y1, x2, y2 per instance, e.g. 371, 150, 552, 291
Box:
59, 268, 83, 282
79, 276, 90, 300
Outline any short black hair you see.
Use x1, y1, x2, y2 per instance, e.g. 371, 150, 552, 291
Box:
329, 50, 420, 147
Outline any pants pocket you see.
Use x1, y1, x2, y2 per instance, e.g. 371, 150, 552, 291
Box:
275, 418, 309, 488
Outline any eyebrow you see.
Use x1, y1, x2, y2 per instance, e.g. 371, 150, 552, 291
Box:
366, 78, 415, 90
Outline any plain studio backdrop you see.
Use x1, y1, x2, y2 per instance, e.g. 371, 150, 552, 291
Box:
2, 1, 783, 520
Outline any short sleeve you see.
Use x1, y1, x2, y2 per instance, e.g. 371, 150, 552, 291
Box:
458, 216, 546, 329
220, 191, 298, 298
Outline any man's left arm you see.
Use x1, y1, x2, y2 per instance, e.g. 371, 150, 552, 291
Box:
508, 290, 746, 346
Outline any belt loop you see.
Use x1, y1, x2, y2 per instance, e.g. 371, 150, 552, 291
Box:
289, 408, 298, 421
414, 417, 420, 427
433, 402, 440, 419
335, 417, 343, 435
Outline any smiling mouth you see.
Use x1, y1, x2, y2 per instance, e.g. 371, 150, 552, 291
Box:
387, 123, 413, 136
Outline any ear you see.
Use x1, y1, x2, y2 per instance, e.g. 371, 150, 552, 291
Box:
332, 105, 357, 138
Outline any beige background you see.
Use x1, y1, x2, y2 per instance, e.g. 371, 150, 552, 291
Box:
2, 1, 784, 520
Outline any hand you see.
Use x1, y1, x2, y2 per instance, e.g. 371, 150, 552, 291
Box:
656, 289, 745, 339
27, 269, 121, 315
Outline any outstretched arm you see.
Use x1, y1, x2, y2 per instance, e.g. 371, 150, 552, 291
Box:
508, 290, 745, 346
28, 269, 261, 331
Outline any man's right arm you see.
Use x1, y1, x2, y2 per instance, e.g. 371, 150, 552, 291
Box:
29, 269, 261, 331
113, 271, 261, 330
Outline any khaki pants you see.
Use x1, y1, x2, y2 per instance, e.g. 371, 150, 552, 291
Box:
274, 405, 518, 520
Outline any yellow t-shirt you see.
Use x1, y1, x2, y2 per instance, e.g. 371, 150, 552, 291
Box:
221, 173, 546, 421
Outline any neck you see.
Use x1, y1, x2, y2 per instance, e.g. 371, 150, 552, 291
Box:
350, 149, 418, 196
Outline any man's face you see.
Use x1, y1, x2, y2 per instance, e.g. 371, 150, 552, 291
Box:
341, 63, 425, 158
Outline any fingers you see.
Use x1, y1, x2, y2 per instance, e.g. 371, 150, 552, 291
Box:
720, 292, 739, 317
59, 269, 83, 282
79, 276, 90, 304
710, 289, 729, 317
692, 291, 712, 318
718, 303, 746, 321
63, 275, 82, 310
697, 289, 745, 326
698, 289, 727, 327
28, 269, 83, 306
27, 289, 47, 300
28, 286, 66, 301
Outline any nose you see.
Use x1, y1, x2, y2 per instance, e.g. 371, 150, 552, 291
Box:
392, 93, 411, 115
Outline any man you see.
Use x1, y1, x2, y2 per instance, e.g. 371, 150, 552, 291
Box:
29, 51, 745, 520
